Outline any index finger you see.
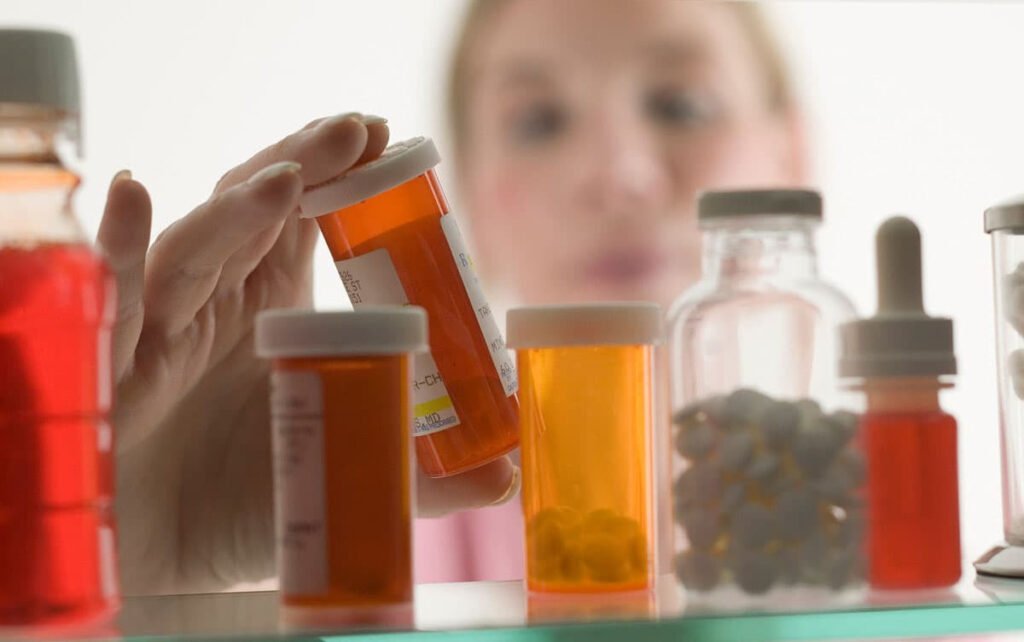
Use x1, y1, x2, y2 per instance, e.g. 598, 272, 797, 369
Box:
214, 114, 389, 195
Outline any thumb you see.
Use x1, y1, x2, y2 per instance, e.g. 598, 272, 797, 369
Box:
415, 456, 521, 518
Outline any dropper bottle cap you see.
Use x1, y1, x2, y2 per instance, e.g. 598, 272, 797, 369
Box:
838, 216, 957, 378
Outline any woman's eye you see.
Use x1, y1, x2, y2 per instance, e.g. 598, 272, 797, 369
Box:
509, 103, 567, 144
645, 88, 716, 127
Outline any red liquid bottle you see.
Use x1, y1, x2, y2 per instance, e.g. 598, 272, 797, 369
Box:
862, 382, 960, 588
840, 216, 960, 590
0, 30, 120, 633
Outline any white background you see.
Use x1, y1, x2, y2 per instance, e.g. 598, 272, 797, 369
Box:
5, 0, 1024, 572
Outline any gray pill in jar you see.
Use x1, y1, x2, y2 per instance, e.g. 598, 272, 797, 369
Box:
797, 531, 830, 581
682, 507, 721, 551
793, 426, 841, 479
675, 396, 727, 428
775, 487, 818, 540
825, 550, 855, 590
702, 395, 728, 426
835, 508, 866, 549
721, 388, 773, 428
720, 432, 755, 473
674, 461, 723, 507
721, 483, 746, 513
730, 550, 779, 595
811, 463, 854, 503
672, 401, 704, 429
837, 450, 867, 486
760, 401, 800, 450
776, 547, 801, 586
829, 410, 860, 444
731, 503, 777, 549
763, 468, 799, 497
676, 421, 718, 460
746, 452, 781, 482
676, 550, 721, 592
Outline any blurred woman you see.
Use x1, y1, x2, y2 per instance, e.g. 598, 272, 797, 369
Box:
415, 0, 809, 583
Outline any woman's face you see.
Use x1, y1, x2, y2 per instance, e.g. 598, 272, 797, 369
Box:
460, 0, 806, 308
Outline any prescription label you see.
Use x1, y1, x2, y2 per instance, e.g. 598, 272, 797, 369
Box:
336, 249, 460, 436
270, 370, 329, 595
440, 214, 518, 396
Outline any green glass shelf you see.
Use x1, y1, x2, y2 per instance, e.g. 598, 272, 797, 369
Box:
19, 568, 1024, 642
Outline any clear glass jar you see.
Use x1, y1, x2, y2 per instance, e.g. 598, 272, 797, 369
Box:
978, 198, 1024, 577
667, 190, 862, 601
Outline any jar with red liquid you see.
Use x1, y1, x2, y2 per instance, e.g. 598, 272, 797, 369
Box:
0, 30, 119, 632
300, 137, 518, 478
840, 216, 960, 589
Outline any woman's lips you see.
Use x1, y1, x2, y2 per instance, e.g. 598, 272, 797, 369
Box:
584, 248, 668, 284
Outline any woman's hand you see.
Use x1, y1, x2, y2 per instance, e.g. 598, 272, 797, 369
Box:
99, 114, 519, 594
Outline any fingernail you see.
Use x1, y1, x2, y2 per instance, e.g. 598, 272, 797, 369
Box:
109, 169, 132, 190
318, 112, 364, 130
361, 114, 388, 126
247, 161, 302, 185
491, 464, 521, 506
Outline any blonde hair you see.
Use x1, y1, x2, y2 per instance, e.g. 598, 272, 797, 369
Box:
446, 0, 795, 157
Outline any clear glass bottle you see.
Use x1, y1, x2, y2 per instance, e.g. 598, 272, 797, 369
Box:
667, 189, 863, 601
977, 196, 1024, 578
0, 30, 119, 631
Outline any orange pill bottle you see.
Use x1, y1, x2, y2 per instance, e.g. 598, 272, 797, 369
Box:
255, 307, 425, 628
301, 137, 519, 478
508, 303, 661, 594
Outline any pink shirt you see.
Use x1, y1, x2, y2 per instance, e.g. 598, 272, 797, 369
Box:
414, 499, 524, 583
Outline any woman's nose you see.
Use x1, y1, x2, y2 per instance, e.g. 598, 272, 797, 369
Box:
573, 108, 672, 222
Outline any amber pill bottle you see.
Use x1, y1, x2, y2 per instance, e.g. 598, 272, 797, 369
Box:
300, 137, 519, 478
255, 307, 426, 627
508, 303, 662, 594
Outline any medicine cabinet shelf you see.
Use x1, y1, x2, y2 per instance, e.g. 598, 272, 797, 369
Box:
45, 570, 1024, 642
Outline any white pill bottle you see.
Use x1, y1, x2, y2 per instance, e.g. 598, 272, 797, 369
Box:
666, 189, 862, 606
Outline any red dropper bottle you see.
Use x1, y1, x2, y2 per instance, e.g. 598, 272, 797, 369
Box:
839, 216, 960, 589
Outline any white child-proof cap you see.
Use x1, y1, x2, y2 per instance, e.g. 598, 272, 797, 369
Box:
255, 307, 428, 358
299, 136, 442, 219
506, 302, 663, 349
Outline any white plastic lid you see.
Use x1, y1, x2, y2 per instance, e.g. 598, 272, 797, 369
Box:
298, 137, 441, 219
255, 307, 428, 358
506, 302, 663, 349
985, 195, 1024, 234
